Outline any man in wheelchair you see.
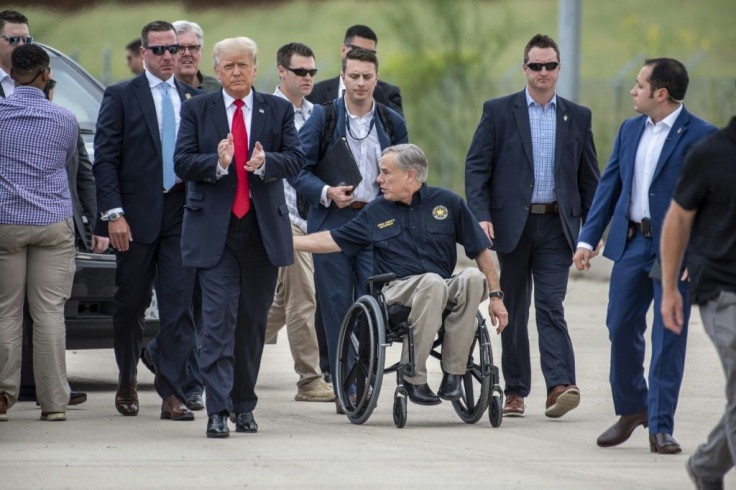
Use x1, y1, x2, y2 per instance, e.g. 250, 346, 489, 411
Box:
294, 143, 508, 406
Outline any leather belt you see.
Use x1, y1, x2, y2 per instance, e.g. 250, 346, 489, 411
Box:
348, 201, 367, 210
529, 202, 558, 214
628, 219, 653, 238
165, 182, 185, 193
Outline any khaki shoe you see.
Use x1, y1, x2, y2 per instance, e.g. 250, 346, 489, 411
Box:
40, 412, 66, 421
295, 382, 336, 402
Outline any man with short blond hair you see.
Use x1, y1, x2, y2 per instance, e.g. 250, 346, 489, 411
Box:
175, 36, 304, 437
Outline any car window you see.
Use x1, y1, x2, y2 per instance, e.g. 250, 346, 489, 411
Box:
48, 55, 102, 134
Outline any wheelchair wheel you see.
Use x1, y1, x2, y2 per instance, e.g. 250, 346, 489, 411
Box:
335, 295, 386, 425
393, 388, 407, 429
489, 392, 503, 428
451, 313, 492, 424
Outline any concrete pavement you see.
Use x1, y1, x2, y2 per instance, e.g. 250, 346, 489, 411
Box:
0, 269, 732, 489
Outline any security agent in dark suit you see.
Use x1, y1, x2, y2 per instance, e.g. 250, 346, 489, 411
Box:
465, 34, 600, 419
307, 24, 403, 116
174, 37, 304, 438
293, 48, 407, 413
93, 20, 203, 421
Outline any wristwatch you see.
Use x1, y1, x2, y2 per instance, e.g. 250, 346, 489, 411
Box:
108, 211, 123, 222
489, 290, 504, 300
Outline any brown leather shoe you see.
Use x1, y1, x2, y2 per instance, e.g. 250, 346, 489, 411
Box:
649, 433, 682, 454
503, 393, 525, 417
596, 410, 648, 447
0, 394, 8, 421
115, 380, 139, 416
545, 384, 580, 418
160, 395, 195, 421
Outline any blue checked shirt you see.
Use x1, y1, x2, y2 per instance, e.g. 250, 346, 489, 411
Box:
0, 86, 77, 225
274, 86, 312, 232
526, 89, 557, 204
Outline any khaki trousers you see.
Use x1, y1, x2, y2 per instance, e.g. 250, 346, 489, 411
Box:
264, 223, 322, 390
382, 268, 489, 385
0, 219, 75, 412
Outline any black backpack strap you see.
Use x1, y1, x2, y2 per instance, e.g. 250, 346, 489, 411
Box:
318, 101, 337, 161
376, 102, 396, 144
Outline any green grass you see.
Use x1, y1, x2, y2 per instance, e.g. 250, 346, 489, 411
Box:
10, 0, 736, 193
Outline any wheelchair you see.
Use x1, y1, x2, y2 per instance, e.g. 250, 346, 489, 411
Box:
334, 273, 504, 428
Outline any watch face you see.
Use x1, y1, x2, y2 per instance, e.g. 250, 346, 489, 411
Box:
108, 212, 120, 222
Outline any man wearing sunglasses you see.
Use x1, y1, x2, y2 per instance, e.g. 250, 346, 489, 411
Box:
93, 20, 203, 422
0, 10, 32, 98
308, 24, 403, 116
574, 58, 716, 454
264, 42, 335, 404
139, 19, 222, 415
465, 33, 600, 420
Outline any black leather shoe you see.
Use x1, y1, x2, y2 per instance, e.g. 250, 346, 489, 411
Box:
649, 433, 682, 454
232, 411, 258, 433
185, 393, 205, 411
206, 413, 230, 438
596, 410, 648, 447
404, 381, 441, 406
69, 392, 87, 406
438, 373, 463, 401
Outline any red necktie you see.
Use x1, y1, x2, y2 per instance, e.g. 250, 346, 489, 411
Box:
232, 99, 250, 217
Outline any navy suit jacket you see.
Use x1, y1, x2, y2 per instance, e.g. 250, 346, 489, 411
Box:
308, 76, 404, 116
93, 73, 202, 243
579, 106, 717, 263
292, 97, 408, 233
465, 90, 600, 254
174, 88, 304, 269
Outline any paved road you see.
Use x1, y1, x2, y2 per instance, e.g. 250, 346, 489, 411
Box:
1, 271, 731, 489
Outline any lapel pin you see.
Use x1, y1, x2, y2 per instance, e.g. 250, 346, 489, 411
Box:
677, 127, 682, 134
259, 108, 265, 114
563, 114, 568, 122
185, 93, 192, 100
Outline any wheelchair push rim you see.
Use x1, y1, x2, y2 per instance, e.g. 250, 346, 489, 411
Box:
335, 295, 386, 425
449, 312, 492, 424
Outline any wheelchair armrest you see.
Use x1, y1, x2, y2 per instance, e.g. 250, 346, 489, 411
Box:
366, 273, 397, 294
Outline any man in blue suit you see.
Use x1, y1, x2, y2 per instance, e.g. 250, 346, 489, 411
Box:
292, 48, 407, 411
94, 21, 202, 421
574, 58, 716, 454
465, 34, 600, 419
175, 37, 304, 438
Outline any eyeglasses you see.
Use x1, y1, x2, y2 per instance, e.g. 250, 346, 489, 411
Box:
345, 44, 376, 55
526, 62, 559, 72
1, 35, 34, 46
145, 44, 180, 56
284, 66, 318, 77
46, 79, 57, 91
178, 44, 201, 54
12, 66, 49, 86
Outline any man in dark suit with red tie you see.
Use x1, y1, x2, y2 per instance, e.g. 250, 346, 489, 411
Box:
175, 37, 304, 438
93, 20, 202, 421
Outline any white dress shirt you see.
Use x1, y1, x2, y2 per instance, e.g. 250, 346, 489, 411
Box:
216, 88, 265, 180
0, 66, 14, 97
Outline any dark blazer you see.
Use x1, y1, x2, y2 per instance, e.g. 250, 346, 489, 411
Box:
292, 97, 408, 233
579, 107, 717, 262
308, 76, 403, 116
174, 88, 304, 269
93, 73, 202, 242
66, 132, 97, 251
465, 89, 600, 254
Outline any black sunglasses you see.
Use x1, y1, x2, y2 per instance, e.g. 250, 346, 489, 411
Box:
1, 35, 33, 46
284, 66, 318, 77
526, 62, 559, 72
345, 44, 376, 54
145, 44, 180, 56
